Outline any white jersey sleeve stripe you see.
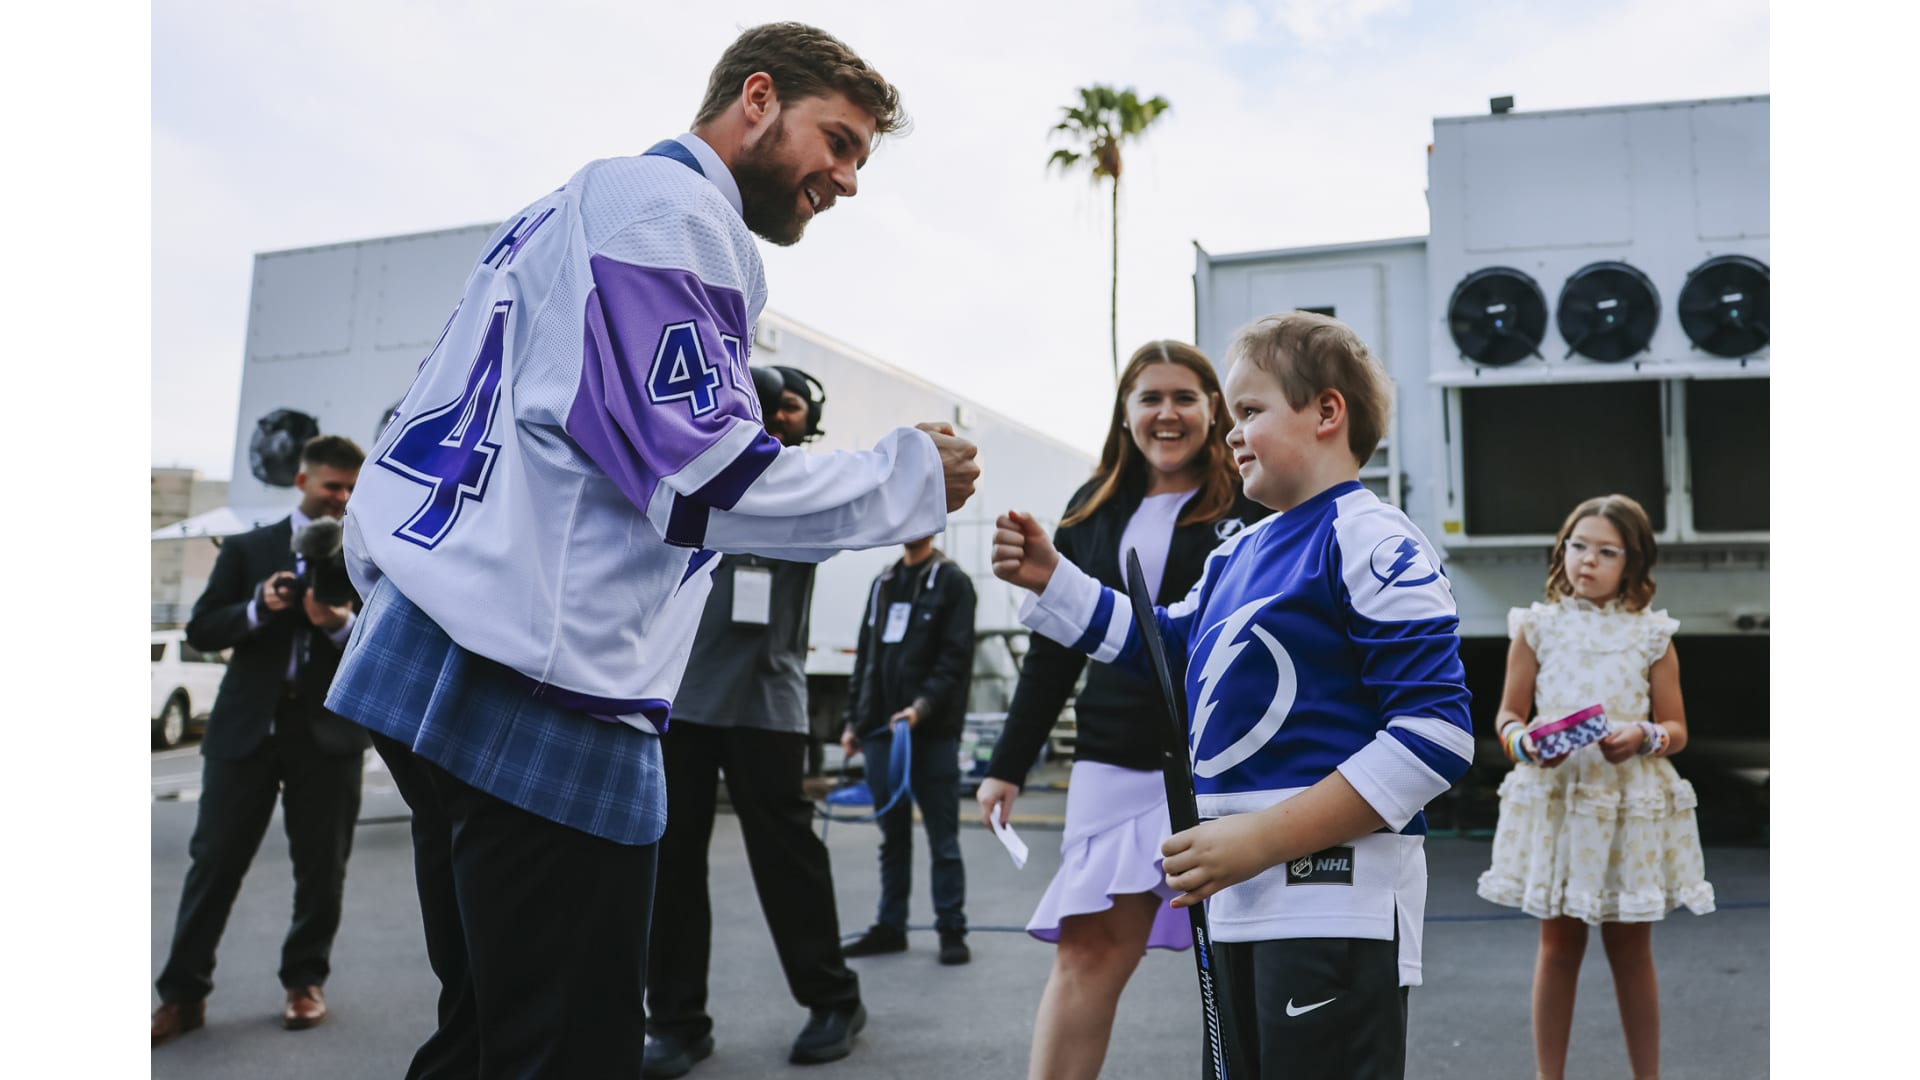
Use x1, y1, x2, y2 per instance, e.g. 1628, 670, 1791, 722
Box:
666, 416, 769, 503
1336, 730, 1452, 832
1386, 715, 1477, 765
1093, 593, 1134, 664
1017, 557, 1106, 654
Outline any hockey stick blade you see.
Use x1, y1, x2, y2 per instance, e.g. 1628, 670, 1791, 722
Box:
1125, 550, 1244, 1080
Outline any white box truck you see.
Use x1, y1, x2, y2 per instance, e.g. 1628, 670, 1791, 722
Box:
159, 224, 1097, 748
1192, 95, 1769, 838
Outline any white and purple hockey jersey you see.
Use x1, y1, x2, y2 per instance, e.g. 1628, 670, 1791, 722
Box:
1021, 480, 1473, 984
343, 134, 948, 734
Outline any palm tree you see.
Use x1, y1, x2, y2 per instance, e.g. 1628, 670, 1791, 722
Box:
1047, 84, 1172, 383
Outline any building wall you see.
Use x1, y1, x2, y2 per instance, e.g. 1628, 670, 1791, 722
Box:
151, 469, 230, 626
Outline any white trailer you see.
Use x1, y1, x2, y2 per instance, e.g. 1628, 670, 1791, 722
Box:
1193, 95, 1769, 835
164, 225, 1096, 736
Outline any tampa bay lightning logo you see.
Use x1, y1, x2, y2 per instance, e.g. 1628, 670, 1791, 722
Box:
1369, 535, 1439, 592
1214, 518, 1245, 540
1190, 594, 1297, 779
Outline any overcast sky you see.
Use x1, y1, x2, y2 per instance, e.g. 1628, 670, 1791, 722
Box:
151, 0, 1769, 478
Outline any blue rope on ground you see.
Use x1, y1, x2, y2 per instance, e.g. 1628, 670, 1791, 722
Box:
907, 902, 1766, 934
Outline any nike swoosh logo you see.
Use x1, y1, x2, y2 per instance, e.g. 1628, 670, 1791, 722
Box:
1285, 997, 1336, 1017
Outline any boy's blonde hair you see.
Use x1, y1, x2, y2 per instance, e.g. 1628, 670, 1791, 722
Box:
1226, 311, 1393, 466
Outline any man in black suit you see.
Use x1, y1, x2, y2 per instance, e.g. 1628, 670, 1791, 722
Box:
152, 435, 371, 1047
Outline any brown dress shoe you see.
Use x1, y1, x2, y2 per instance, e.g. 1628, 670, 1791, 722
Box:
152, 999, 206, 1047
283, 985, 328, 1030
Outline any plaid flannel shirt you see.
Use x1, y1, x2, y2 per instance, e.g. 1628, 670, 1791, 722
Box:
327, 577, 666, 846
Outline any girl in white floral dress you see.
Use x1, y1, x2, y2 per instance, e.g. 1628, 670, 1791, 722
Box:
1476, 494, 1714, 1080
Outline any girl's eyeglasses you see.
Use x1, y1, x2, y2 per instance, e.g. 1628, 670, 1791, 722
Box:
1565, 539, 1625, 563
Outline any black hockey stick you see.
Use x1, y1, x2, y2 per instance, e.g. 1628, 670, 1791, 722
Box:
1125, 549, 1246, 1080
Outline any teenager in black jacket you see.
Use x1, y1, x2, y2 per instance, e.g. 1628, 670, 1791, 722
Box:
839, 536, 978, 966
977, 341, 1267, 1080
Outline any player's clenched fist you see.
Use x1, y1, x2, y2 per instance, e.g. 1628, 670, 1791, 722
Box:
992, 510, 1059, 593
917, 422, 979, 512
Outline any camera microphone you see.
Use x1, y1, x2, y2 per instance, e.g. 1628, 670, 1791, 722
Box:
294, 516, 344, 563
283, 517, 357, 607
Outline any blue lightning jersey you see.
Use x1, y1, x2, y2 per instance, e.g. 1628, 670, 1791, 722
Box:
1020, 480, 1473, 984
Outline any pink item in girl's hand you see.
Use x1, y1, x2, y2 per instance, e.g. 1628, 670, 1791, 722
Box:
1530, 705, 1609, 761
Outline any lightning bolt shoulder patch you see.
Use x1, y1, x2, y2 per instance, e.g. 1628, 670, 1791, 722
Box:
1333, 489, 1455, 624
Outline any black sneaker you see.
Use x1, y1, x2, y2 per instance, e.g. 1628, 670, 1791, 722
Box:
641, 1032, 714, 1079
938, 930, 971, 966
841, 924, 907, 957
789, 1003, 867, 1064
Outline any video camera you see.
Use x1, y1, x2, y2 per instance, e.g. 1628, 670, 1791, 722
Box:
275, 516, 357, 608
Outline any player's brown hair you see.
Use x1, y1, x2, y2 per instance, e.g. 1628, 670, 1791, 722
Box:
693, 23, 907, 138
300, 434, 366, 472
1225, 311, 1393, 467
1061, 340, 1238, 529
1545, 494, 1659, 611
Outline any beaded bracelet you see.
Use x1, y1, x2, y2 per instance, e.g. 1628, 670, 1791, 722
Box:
1502, 723, 1533, 765
1637, 720, 1669, 757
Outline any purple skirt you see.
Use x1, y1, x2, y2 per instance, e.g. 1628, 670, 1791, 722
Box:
1026, 761, 1192, 952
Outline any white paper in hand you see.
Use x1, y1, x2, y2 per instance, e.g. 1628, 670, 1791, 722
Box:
990, 805, 1029, 869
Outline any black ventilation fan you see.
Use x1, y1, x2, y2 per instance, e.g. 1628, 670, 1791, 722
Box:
1678, 254, 1769, 357
1447, 267, 1549, 366
1557, 261, 1659, 362
249, 408, 320, 487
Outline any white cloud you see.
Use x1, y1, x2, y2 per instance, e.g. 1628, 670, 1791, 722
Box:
1222, 2, 1265, 43
1265, 0, 1410, 47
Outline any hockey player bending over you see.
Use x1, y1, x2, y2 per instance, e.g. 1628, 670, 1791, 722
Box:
992, 311, 1472, 1080
326, 23, 976, 1078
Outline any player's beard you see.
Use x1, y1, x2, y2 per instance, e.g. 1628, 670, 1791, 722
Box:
735, 115, 810, 247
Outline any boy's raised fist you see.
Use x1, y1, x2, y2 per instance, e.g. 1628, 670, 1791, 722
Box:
992, 510, 1058, 593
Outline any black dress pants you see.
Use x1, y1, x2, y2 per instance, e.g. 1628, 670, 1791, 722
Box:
646, 722, 860, 1042
372, 732, 658, 1080
156, 717, 363, 1003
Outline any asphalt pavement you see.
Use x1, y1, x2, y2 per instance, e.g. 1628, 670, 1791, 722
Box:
151, 753, 1769, 1078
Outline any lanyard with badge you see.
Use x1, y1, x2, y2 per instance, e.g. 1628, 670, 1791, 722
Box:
731, 558, 773, 626
879, 562, 939, 643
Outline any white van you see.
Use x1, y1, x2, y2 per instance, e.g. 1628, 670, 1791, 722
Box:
150, 630, 226, 749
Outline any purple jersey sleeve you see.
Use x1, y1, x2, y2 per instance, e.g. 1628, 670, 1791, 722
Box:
565, 253, 781, 515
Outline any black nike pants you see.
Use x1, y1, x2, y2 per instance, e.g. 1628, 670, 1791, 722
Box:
1214, 934, 1409, 1080
647, 722, 861, 1042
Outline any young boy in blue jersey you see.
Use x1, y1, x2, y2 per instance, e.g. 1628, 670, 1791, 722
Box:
992, 311, 1473, 1079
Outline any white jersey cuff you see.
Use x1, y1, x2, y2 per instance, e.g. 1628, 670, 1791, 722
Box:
1337, 731, 1451, 832
1019, 559, 1113, 657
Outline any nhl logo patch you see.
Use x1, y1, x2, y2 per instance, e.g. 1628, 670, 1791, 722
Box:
1284, 846, 1355, 886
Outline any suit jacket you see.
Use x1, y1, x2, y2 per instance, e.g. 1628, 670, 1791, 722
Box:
185, 517, 370, 759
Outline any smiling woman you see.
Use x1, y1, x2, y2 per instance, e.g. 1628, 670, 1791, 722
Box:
975, 338, 1267, 1080
1062, 340, 1239, 530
